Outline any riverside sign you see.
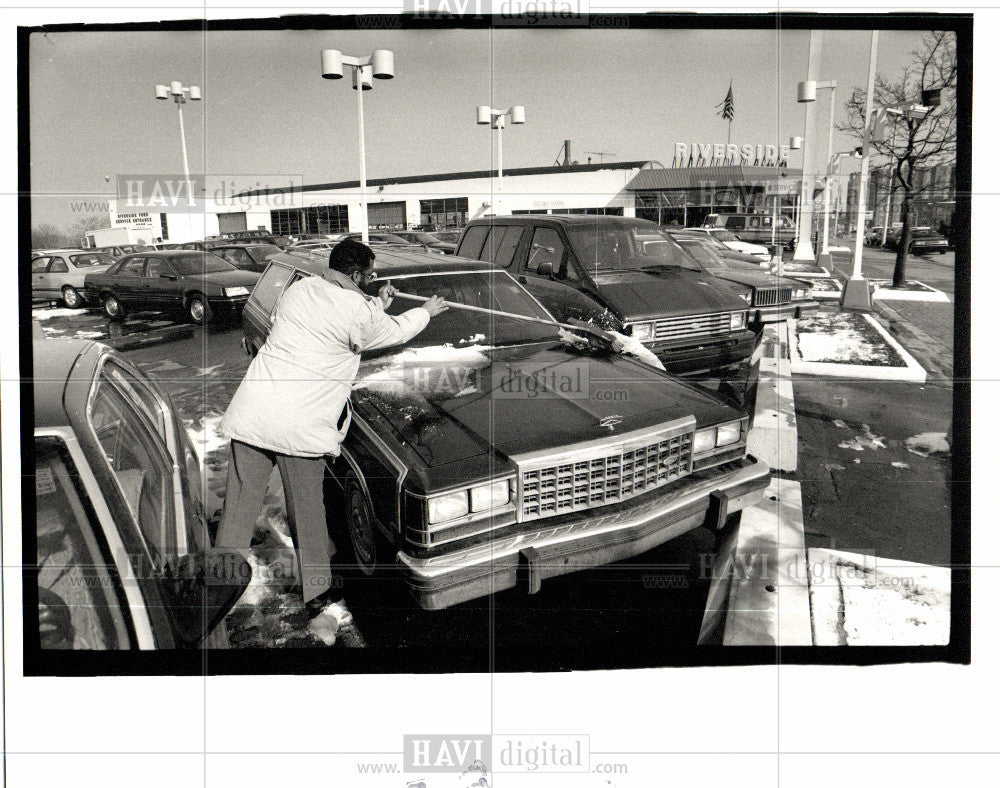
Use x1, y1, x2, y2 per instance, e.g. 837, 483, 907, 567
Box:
673, 142, 791, 168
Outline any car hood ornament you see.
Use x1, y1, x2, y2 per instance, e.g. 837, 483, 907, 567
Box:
600, 415, 623, 432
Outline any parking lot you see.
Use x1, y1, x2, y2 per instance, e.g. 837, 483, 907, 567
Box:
31, 241, 954, 653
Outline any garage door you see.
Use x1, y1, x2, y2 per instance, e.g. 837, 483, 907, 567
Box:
367, 201, 406, 230
218, 212, 248, 234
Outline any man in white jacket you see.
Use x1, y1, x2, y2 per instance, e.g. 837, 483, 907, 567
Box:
218, 240, 447, 605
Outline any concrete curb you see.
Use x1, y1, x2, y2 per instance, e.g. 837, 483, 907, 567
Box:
789, 314, 928, 384
872, 279, 950, 303
699, 323, 813, 646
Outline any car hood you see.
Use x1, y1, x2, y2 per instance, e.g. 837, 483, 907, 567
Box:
354, 341, 738, 480
726, 240, 769, 255
712, 270, 807, 289
185, 269, 260, 287
589, 267, 750, 321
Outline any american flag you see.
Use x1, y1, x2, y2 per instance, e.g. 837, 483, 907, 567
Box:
717, 83, 735, 121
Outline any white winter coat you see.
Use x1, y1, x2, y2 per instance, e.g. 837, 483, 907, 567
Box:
220, 270, 430, 457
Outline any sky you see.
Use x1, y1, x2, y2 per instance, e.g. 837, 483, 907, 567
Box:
28, 23, 933, 229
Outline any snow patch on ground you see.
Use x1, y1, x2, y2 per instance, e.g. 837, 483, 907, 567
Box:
891, 461, 911, 469
31, 307, 89, 320
306, 600, 352, 646
837, 424, 887, 452
183, 413, 228, 467
809, 548, 950, 645
905, 431, 950, 457
796, 312, 903, 366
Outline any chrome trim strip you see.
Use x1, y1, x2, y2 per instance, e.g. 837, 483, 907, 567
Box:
509, 416, 695, 469
398, 457, 770, 579
349, 415, 409, 532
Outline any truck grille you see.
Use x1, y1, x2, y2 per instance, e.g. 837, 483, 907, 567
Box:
652, 312, 732, 343
520, 428, 694, 522
753, 287, 792, 307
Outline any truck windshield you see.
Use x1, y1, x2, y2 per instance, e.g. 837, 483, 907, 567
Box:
565, 222, 693, 272
381, 271, 560, 348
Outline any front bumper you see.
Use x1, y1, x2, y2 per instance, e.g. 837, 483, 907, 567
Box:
750, 299, 819, 324
398, 455, 770, 610
652, 329, 757, 376
208, 295, 250, 312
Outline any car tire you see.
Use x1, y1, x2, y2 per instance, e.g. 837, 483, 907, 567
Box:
102, 293, 127, 322
186, 293, 213, 325
61, 286, 82, 309
331, 475, 397, 608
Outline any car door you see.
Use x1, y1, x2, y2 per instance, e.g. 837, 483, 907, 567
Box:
44, 256, 71, 298
113, 256, 147, 303
142, 255, 181, 307
31, 256, 52, 298
516, 225, 612, 325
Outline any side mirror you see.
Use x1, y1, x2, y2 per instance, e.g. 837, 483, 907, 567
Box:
536, 260, 554, 278
161, 549, 251, 646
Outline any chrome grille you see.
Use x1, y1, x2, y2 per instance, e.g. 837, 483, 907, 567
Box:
652, 313, 731, 342
753, 287, 792, 307
520, 429, 694, 522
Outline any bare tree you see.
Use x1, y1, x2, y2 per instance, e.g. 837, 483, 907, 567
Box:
31, 223, 72, 249
840, 31, 957, 286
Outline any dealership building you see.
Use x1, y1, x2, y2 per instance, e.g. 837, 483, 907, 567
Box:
106, 143, 805, 242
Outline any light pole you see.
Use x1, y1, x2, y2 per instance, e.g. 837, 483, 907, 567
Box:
798, 78, 838, 264
819, 148, 863, 260
155, 81, 201, 212
476, 105, 526, 215
791, 30, 824, 261
841, 30, 879, 310
321, 48, 395, 244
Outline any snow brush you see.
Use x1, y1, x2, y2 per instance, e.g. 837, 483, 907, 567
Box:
391, 291, 665, 371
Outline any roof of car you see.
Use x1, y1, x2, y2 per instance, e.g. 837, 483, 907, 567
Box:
33, 248, 88, 255
466, 215, 657, 227
32, 338, 100, 429
267, 247, 497, 278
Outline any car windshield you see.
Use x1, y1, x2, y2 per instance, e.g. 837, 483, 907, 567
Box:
404, 232, 440, 244
709, 229, 738, 242
69, 252, 113, 267
565, 222, 693, 272
379, 271, 559, 349
434, 231, 461, 243
246, 244, 282, 262
168, 254, 236, 275
672, 239, 724, 270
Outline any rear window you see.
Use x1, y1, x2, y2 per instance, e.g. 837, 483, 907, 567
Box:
251, 264, 295, 315
456, 225, 490, 259
70, 252, 113, 267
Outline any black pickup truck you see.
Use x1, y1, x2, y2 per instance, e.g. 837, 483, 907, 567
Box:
456, 215, 761, 411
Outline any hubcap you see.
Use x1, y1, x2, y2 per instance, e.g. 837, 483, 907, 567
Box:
190, 299, 204, 321
105, 296, 119, 316
63, 288, 79, 307
347, 488, 376, 574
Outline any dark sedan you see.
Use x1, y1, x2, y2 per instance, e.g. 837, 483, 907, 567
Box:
669, 232, 817, 324
241, 251, 770, 610
886, 228, 950, 255
83, 250, 261, 325
30, 337, 248, 654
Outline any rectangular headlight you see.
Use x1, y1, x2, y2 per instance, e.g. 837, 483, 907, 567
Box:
427, 490, 469, 524
793, 287, 809, 300
716, 421, 742, 447
729, 311, 746, 330
471, 480, 510, 512
693, 428, 717, 454
224, 286, 250, 297
629, 321, 655, 342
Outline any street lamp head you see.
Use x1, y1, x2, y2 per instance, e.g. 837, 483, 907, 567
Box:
797, 80, 817, 103
352, 65, 373, 91
371, 49, 394, 79
789, 136, 803, 150
476, 105, 493, 125
169, 81, 184, 97
155, 84, 169, 100
188, 85, 202, 101
321, 49, 345, 79
510, 105, 526, 124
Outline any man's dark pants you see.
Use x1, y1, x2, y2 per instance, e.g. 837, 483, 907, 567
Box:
216, 440, 333, 604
